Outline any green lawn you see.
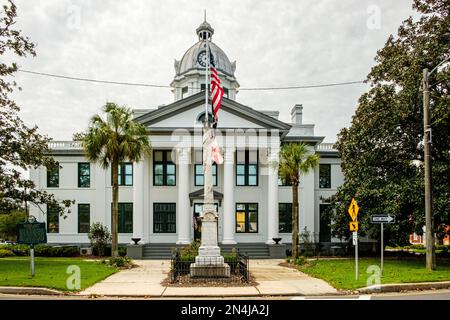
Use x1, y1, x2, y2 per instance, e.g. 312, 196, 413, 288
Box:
297, 258, 450, 290
0, 257, 118, 292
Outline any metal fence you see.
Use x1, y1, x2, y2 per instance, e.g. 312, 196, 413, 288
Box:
170, 249, 250, 284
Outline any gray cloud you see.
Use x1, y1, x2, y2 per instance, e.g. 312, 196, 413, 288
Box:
11, 0, 417, 142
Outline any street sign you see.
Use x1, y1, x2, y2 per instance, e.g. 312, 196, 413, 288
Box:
370, 214, 395, 224
17, 221, 47, 245
349, 221, 359, 231
348, 198, 359, 221
352, 231, 358, 245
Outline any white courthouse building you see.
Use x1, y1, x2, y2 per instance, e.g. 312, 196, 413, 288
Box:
29, 21, 347, 258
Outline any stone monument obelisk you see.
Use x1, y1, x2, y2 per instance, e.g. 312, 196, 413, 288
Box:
190, 23, 230, 277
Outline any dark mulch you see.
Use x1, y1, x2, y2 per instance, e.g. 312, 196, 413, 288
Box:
161, 274, 258, 287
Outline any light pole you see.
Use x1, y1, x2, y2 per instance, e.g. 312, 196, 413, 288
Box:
422, 56, 449, 271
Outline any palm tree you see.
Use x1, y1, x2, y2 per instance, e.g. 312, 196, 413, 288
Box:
75, 102, 150, 257
279, 142, 319, 258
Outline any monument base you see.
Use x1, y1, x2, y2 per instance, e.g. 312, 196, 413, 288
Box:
190, 262, 231, 278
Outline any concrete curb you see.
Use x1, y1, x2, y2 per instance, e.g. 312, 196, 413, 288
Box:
0, 286, 65, 296
357, 281, 450, 294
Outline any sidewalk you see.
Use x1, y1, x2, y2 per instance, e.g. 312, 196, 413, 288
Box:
78, 259, 338, 297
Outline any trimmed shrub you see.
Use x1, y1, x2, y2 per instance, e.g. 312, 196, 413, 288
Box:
0, 249, 14, 258
34, 245, 79, 257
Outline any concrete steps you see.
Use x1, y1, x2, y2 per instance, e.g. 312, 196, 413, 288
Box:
142, 243, 271, 259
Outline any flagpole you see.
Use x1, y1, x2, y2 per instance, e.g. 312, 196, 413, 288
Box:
205, 35, 209, 127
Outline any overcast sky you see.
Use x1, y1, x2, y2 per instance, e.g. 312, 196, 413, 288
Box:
10, 0, 418, 142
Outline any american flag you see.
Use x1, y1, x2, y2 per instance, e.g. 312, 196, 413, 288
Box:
210, 65, 224, 124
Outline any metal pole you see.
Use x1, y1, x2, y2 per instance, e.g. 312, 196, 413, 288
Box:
423, 68, 435, 271
355, 217, 358, 281
30, 245, 35, 277
381, 223, 384, 275
204, 32, 209, 126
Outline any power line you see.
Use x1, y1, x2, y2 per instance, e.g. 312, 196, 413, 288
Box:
18, 69, 170, 88
17, 69, 365, 91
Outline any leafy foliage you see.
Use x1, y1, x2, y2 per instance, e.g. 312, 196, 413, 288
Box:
0, 1, 72, 217
75, 102, 151, 257
327, 0, 450, 245
88, 222, 112, 257
0, 210, 24, 241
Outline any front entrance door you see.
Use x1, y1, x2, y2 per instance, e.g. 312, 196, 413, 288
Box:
193, 203, 219, 241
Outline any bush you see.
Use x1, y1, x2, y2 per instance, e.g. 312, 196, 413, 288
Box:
0, 244, 29, 256
0, 210, 26, 241
0, 249, 14, 257
107, 256, 133, 268
88, 222, 111, 257
294, 256, 307, 266
118, 246, 127, 257
410, 244, 425, 250
178, 239, 201, 259
34, 245, 79, 257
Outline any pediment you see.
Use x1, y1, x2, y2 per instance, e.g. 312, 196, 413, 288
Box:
134, 92, 291, 132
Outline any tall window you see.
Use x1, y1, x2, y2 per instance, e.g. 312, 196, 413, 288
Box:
78, 204, 90, 233
319, 204, 331, 242
153, 150, 176, 186
235, 203, 258, 233
278, 170, 292, 186
47, 205, 59, 233
224, 87, 229, 98
153, 203, 176, 233
78, 163, 90, 188
236, 150, 258, 186
319, 164, 331, 188
111, 203, 133, 233
194, 150, 217, 186
181, 86, 188, 99
47, 166, 59, 188
279, 203, 292, 233
111, 163, 133, 186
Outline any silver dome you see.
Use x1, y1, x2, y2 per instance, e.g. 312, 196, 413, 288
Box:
175, 41, 235, 76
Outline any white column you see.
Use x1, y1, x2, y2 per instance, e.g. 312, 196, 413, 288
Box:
177, 147, 191, 244
266, 146, 280, 244
132, 160, 145, 243
222, 147, 236, 244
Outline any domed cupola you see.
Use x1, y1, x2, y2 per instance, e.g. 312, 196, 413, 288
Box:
171, 20, 240, 101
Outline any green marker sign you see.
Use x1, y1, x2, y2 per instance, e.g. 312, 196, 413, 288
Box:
17, 221, 47, 245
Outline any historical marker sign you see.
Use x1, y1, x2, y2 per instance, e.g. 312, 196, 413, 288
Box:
17, 222, 47, 245
370, 214, 395, 224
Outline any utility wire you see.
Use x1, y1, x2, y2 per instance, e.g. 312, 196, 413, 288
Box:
17, 69, 365, 91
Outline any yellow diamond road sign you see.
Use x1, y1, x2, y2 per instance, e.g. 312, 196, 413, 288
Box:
349, 221, 359, 231
348, 198, 359, 221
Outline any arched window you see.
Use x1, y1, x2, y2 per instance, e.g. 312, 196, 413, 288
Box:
196, 111, 215, 124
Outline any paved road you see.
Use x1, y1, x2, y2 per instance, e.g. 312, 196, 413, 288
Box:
291, 289, 450, 300
1, 289, 449, 300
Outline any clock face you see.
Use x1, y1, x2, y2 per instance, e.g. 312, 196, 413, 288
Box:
197, 50, 214, 67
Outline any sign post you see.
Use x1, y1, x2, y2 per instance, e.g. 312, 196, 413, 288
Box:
17, 216, 47, 277
370, 214, 395, 275
348, 198, 360, 281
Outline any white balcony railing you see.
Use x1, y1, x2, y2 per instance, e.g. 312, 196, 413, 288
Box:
316, 143, 337, 151
48, 141, 82, 150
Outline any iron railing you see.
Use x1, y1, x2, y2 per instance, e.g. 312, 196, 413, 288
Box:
170, 249, 250, 284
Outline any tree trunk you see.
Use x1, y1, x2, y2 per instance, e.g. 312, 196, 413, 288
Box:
292, 183, 299, 258
111, 158, 119, 258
